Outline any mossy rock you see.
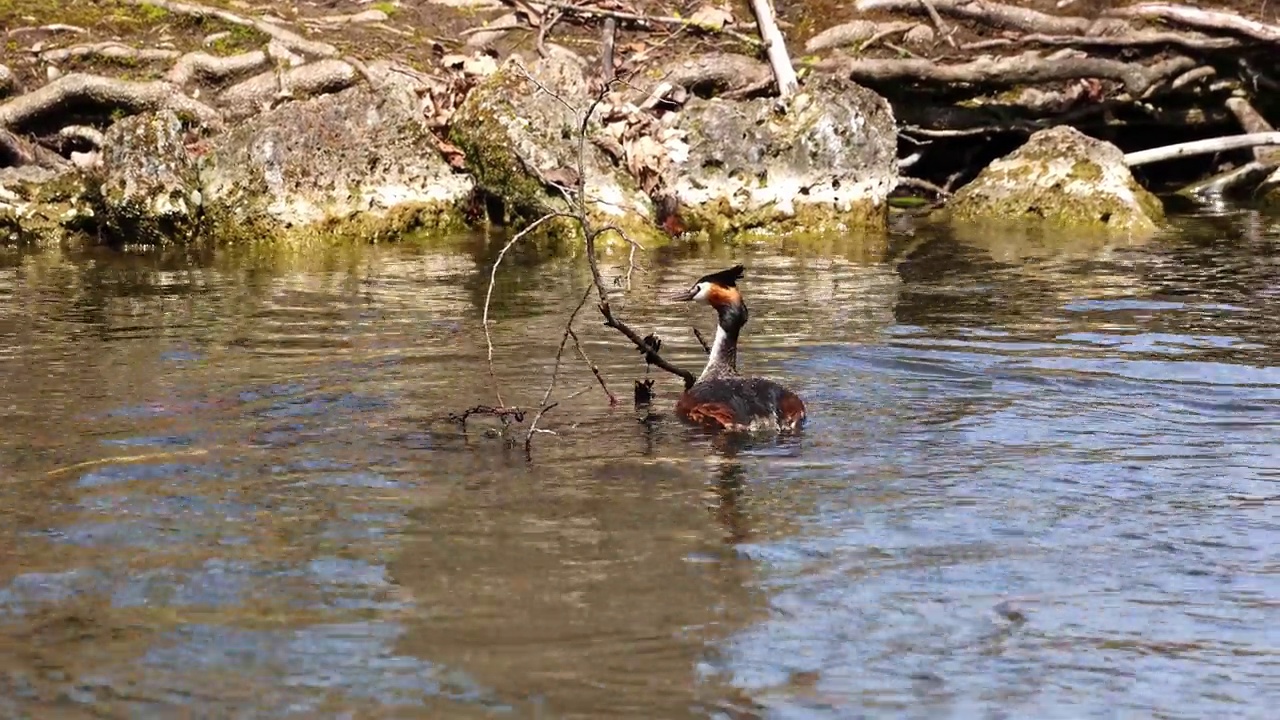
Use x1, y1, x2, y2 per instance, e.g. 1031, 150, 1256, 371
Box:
0, 167, 95, 246
91, 109, 202, 245
449, 54, 655, 229
947, 125, 1164, 236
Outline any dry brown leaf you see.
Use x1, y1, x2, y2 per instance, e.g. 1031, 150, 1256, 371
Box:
688, 5, 734, 31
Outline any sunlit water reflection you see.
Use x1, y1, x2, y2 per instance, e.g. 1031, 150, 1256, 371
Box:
2, 214, 1280, 718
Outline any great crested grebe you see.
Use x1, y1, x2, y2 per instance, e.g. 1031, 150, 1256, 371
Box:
671, 265, 807, 432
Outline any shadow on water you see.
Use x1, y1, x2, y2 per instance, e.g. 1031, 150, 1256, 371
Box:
2, 210, 1280, 717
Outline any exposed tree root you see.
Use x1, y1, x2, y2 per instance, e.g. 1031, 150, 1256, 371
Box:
855, 0, 1097, 35
648, 53, 773, 99
219, 60, 359, 120
1106, 3, 1280, 45
124, 0, 339, 59
39, 43, 181, 65
56, 125, 106, 151
0, 73, 221, 132
167, 50, 271, 88
962, 30, 1239, 51
818, 51, 1193, 95
7, 24, 88, 38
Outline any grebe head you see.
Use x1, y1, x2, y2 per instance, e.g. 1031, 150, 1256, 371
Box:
671, 264, 745, 309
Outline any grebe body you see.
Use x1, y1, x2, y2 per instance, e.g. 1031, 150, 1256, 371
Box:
670, 265, 806, 432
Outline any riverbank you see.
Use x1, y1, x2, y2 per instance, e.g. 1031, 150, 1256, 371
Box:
2, 0, 1280, 250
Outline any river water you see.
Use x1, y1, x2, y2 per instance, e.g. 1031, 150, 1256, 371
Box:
2, 213, 1279, 718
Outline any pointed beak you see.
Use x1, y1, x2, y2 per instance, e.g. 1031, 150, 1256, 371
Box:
670, 288, 697, 302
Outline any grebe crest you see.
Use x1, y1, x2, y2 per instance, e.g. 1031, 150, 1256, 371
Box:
670, 264, 806, 433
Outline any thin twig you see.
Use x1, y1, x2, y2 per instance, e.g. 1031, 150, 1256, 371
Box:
483, 211, 576, 406
693, 327, 712, 354
896, 176, 952, 197
536, 9, 566, 58
523, 385, 593, 452
568, 327, 617, 405
536, 0, 762, 46
918, 0, 957, 47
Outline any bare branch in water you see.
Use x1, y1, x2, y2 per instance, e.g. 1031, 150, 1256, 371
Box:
448, 405, 527, 427
692, 327, 712, 354
482, 211, 576, 407
467, 64, 702, 453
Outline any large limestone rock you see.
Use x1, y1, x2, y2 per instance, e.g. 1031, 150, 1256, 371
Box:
95, 110, 201, 245
200, 78, 473, 242
0, 166, 93, 245
449, 54, 654, 233
670, 74, 898, 237
948, 125, 1164, 235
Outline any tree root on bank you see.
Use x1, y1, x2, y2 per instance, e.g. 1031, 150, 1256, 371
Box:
218, 59, 359, 120
39, 43, 181, 65
1106, 3, 1280, 45
167, 50, 271, 88
124, 0, 339, 59
0, 73, 222, 132
817, 51, 1194, 95
854, 0, 1098, 35
55, 125, 106, 151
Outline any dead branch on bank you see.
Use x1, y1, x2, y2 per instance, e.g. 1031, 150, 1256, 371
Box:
748, 0, 799, 97
1124, 132, 1280, 167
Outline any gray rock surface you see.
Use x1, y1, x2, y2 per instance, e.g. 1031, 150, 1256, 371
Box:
670, 74, 898, 235
96, 110, 201, 244
200, 76, 472, 238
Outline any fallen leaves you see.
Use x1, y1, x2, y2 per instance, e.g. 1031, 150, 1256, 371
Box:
688, 4, 735, 31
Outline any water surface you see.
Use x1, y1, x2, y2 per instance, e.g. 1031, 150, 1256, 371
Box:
2, 215, 1280, 718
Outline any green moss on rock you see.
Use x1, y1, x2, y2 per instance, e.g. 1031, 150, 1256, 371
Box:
947, 125, 1163, 236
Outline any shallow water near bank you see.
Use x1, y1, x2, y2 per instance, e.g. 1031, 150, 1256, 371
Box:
2, 213, 1280, 718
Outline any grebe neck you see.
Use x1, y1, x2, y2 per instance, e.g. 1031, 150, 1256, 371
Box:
697, 302, 747, 382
